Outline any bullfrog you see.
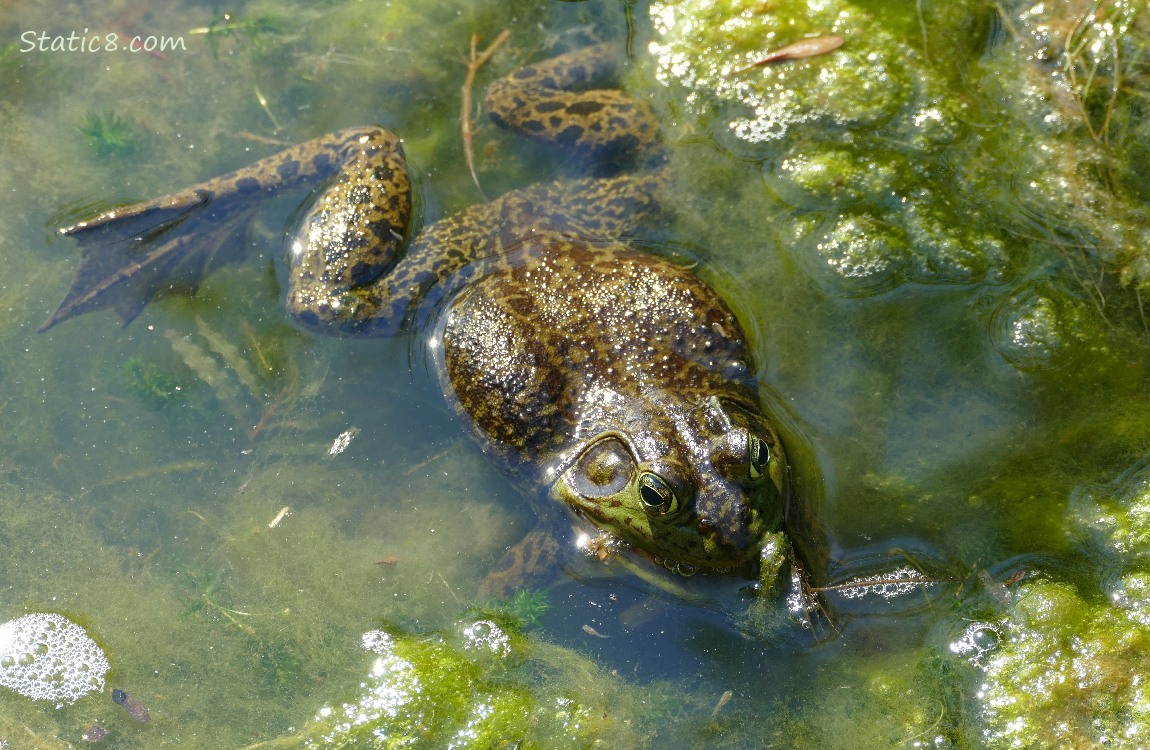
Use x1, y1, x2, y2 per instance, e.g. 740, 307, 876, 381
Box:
43, 42, 799, 597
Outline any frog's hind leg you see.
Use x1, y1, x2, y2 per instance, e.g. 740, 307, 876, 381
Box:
42, 193, 248, 331
42, 127, 408, 333
484, 42, 660, 168
284, 129, 413, 333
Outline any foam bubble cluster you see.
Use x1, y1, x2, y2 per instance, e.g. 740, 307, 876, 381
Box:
0, 613, 109, 705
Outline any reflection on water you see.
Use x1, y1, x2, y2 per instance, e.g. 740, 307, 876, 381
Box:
0, 0, 1148, 746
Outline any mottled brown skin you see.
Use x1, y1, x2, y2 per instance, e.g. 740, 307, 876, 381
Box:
48, 43, 790, 582
440, 238, 787, 574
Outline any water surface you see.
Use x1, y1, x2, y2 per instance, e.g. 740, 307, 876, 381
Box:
1, 0, 1148, 746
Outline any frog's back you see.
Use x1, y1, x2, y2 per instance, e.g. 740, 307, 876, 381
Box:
437, 237, 756, 469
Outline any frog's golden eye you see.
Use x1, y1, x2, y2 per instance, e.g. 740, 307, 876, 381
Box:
637, 472, 678, 515
748, 435, 770, 480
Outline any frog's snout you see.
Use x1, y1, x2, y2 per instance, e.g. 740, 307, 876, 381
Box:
692, 482, 755, 554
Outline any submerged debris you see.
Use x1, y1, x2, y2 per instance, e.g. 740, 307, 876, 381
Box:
327, 427, 360, 457
726, 35, 845, 74
267, 505, 292, 529
709, 689, 733, 719
111, 689, 151, 723
81, 724, 109, 743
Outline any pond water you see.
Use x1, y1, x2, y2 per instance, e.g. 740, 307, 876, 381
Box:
1, 0, 1149, 747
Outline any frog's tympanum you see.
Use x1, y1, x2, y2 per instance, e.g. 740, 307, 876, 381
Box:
43, 43, 802, 598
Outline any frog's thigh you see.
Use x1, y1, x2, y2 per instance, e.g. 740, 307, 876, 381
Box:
478, 527, 561, 599
441, 271, 564, 448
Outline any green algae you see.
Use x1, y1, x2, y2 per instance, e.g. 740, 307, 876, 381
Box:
1070, 457, 1150, 577
646, 0, 1147, 311
647, 0, 1010, 295
282, 620, 655, 749
971, 578, 1150, 749
959, 456, 1150, 748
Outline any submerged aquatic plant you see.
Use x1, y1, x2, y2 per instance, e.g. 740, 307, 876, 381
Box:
191, 11, 288, 59
162, 318, 320, 440
122, 357, 188, 410
1055, 1, 1147, 146
79, 111, 141, 158
476, 588, 552, 630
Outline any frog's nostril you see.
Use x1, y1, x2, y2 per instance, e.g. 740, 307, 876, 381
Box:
694, 483, 750, 551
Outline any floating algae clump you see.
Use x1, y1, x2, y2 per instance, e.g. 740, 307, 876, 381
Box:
971, 578, 1150, 749
1069, 456, 1150, 568
0, 613, 109, 706
295, 619, 650, 749
968, 456, 1150, 748
647, 0, 1007, 294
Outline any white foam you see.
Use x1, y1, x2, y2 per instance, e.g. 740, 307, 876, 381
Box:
0, 613, 109, 705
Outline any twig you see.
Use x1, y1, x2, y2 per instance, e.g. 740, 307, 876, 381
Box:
461, 29, 511, 199
435, 570, 463, 606
811, 575, 955, 593
1136, 286, 1150, 347
916, 0, 929, 60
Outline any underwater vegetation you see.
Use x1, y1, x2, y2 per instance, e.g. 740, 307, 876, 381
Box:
191, 10, 289, 59
476, 588, 552, 630
120, 316, 321, 440
78, 111, 142, 158
122, 357, 188, 410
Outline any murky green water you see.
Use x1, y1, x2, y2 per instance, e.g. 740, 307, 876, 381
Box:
1, 0, 1148, 747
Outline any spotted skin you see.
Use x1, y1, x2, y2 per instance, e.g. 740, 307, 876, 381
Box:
51, 43, 790, 580
440, 240, 787, 572
484, 42, 660, 163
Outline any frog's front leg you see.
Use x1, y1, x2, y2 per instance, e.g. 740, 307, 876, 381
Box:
756, 531, 791, 596
743, 532, 837, 639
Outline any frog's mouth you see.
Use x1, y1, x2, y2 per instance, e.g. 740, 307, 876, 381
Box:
572, 526, 750, 579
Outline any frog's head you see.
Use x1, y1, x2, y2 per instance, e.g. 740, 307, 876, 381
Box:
548, 393, 787, 574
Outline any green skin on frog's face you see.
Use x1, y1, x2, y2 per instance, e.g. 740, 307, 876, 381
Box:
48, 42, 790, 579
548, 397, 786, 572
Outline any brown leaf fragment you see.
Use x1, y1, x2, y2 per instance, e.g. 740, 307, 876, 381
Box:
727, 35, 845, 75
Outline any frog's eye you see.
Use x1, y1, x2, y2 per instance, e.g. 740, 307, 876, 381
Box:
637, 472, 678, 515
570, 438, 634, 499
748, 435, 770, 480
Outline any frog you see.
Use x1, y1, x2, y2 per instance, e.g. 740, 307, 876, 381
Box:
42, 41, 802, 600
